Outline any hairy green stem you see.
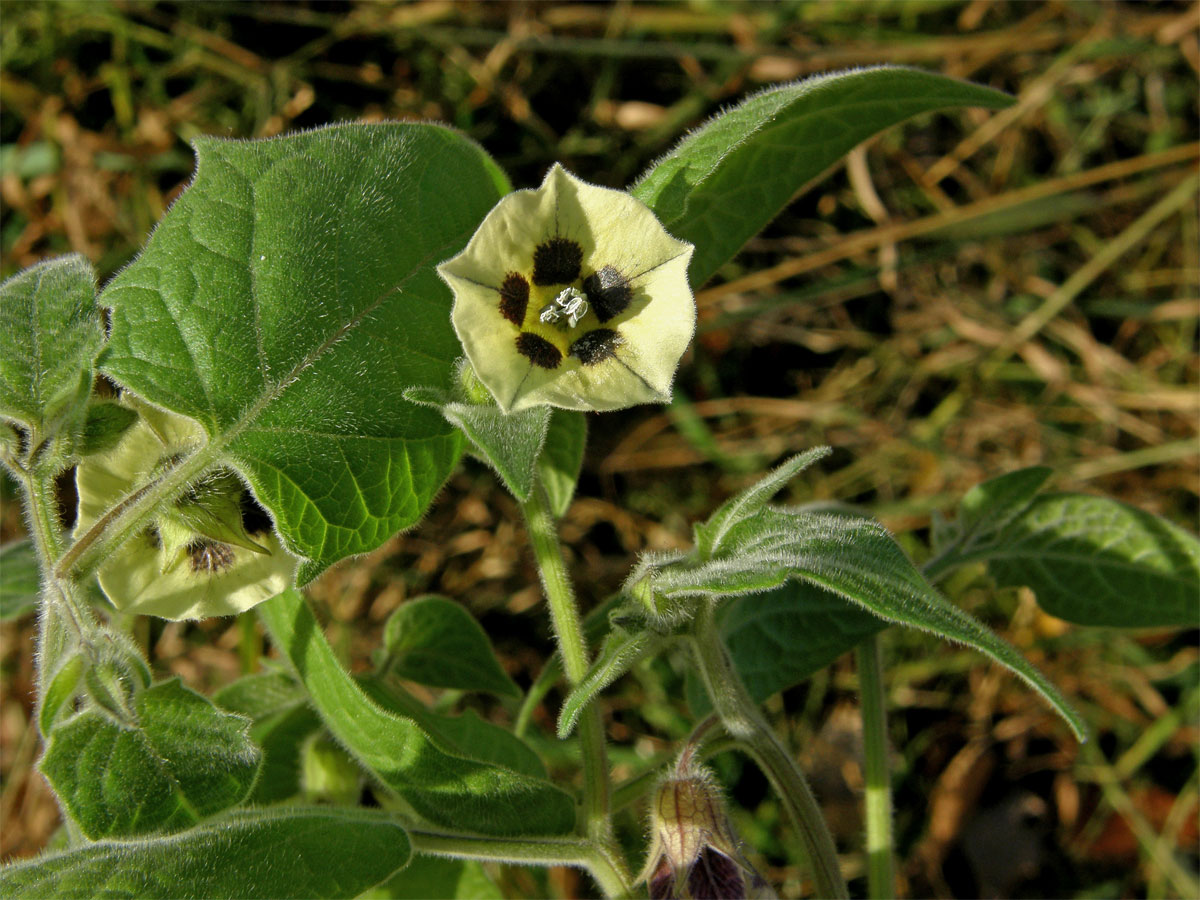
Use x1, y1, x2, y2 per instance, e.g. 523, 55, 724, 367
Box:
856, 633, 895, 899
691, 601, 848, 899
514, 653, 560, 739
23, 467, 98, 715
24, 466, 65, 564
521, 486, 590, 685
518, 485, 630, 895
515, 594, 620, 739
408, 828, 630, 898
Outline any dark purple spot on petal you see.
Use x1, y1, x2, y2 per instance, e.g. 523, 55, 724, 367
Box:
532, 237, 582, 286
516, 332, 563, 369
499, 272, 529, 326
582, 265, 633, 322
568, 328, 623, 365
188, 540, 235, 574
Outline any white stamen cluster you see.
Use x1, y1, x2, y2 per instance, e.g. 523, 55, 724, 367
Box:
539, 286, 589, 330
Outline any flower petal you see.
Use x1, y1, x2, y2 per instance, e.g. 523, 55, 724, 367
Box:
97, 529, 295, 620
75, 401, 297, 620
439, 164, 694, 413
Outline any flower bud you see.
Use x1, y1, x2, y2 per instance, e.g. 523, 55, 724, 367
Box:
639, 753, 771, 899
301, 733, 362, 805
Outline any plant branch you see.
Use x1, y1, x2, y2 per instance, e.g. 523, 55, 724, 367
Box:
514, 653, 561, 739
856, 632, 895, 899
23, 466, 98, 714
408, 828, 630, 898
518, 484, 631, 894
691, 600, 848, 899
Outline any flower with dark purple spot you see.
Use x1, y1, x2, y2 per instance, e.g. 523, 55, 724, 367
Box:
437, 164, 694, 412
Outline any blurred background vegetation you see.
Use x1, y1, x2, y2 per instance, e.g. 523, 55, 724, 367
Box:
1, 1, 1196, 897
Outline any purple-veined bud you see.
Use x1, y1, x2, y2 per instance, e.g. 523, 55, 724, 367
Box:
639, 749, 773, 899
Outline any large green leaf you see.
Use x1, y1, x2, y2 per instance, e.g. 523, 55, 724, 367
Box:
40, 678, 260, 839
985, 494, 1200, 628
0, 254, 103, 437
0, 539, 39, 621
377, 595, 520, 697
258, 589, 574, 836
0, 806, 411, 899
631, 506, 1085, 739
632, 67, 1014, 287
687, 581, 888, 715
98, 125, 510, 581
364, 854, 502, 900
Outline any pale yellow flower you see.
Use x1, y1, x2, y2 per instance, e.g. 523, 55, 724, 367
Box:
438, 164, 695, 413
75, 402, 296, 620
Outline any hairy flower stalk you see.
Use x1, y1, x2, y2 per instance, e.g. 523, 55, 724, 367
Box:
438, 164, 695, 412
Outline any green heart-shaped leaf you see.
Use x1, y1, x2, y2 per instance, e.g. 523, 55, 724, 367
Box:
377, 595, 520, 697
99, 124, 510, 581
40, 678, 260, 839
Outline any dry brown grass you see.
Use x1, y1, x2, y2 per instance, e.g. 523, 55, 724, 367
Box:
2, 2, 1197, 896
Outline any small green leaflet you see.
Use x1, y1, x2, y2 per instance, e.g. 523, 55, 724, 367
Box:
558, 625, 662, 737
377, 595, 520, 697
405, 386, 551, 504
258, 589, 575, 836
694, 447, 830, 558
40, 678, 260, 839
0, 253, 103, 438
